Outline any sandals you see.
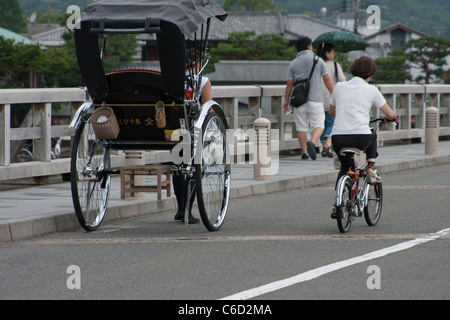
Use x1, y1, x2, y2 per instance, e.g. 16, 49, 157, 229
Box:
322, 145, 333, 158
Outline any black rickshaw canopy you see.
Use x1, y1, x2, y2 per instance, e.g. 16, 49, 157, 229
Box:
75, 0, 227, 103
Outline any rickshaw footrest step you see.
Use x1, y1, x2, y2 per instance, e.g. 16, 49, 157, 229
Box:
120, 165, 171, 200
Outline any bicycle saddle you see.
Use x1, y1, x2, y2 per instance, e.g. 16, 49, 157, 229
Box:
339, 147, 361, 156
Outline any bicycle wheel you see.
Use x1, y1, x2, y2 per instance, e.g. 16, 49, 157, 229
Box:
71, 118, 111, 231
336, 175, 353, 233
195, 112, 231, 231
17, 148, 33, 162
364, 181, 383, 226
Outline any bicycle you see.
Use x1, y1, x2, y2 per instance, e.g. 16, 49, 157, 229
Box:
333, 118, 394, 233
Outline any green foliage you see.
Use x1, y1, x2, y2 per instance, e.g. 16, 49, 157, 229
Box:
208, 31, 296, 73
209, 31, 296, 72
373, 49, 412, 84
223, 0, 276, 11
0, 27, 138, 89
100, 34, 138, 73
0, 0, 26, 33
0, 36, 44, 87
33, 8, 68, 26
17, 0, 450, 38
19, 0, 92, 15
405, 36, 450, 84
0, 32, 78, 88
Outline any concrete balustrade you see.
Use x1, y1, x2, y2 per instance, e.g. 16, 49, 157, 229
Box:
1, 84, 449, 182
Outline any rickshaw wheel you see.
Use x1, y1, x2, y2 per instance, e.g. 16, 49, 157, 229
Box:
195, 111, 231, 231
71, 118, 111, 231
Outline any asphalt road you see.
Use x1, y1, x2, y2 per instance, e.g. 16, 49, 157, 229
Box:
1, 164, 449, 303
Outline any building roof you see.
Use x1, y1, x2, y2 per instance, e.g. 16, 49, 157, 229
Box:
208, 11, 345, 41
0, 27, 36, 45
31, 27, 67, 47
365, 23, 428, 41
286, 14, 347, 40
208, 11, 287, 40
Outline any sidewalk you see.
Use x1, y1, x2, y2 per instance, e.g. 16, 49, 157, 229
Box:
1, 141, 450, 242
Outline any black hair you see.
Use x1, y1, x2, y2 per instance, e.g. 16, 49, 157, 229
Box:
185, 48, 203, 69
316, 43, 335, 61
296, 36, 312, 52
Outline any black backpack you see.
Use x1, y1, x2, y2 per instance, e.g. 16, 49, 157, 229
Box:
290, 56, 319, 108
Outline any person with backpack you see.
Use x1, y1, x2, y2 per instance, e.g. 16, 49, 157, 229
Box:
283, 36, 334, 160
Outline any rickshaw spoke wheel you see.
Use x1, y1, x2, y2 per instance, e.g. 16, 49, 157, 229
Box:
195, 112, 230, 231
71, 119, 111, 231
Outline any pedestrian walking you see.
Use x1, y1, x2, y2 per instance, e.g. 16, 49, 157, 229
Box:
283, 36, 334, 160
316, 43, 345, 158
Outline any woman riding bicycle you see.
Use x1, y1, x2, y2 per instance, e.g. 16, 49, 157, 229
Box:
329, 56, 396, 186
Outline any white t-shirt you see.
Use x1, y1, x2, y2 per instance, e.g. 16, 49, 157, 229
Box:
330, 76, 386, 135
321, 60, 345, 111
185, 72, 209, 93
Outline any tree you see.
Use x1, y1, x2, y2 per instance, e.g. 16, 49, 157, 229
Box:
0, 35, 74, 89
210, 31, 295, 60
208, 31, 296, 73
405, 36, 450, 84
101, 34, 138, 73
223, 0, 276, 11
51, 31, 138, 87
373, 48, 412, 84
0, 36, 45, 88
0, 0, 26, 33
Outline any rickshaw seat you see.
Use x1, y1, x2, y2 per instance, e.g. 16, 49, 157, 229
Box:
105, 69, 164, 104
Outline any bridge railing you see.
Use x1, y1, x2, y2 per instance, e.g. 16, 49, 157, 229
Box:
1, 84, 449, 181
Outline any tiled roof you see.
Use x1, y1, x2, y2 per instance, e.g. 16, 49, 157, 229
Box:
31, 27, 67, 46
286, 14, 347, 40
208, 12, 345, 41
365, 23, 428, 40
0, 27, 36, 45
209, 11, 287, 40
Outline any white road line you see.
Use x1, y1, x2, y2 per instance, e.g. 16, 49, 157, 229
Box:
220, 228, 450, 300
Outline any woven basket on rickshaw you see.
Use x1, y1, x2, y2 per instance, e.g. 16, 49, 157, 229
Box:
91, 107, 120, 140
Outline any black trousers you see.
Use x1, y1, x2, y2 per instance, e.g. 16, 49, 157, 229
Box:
332, 131, 378, 184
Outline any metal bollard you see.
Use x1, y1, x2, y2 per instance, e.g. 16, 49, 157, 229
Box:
254, 118, 271, 180
124, 150, 146, 198
425, 107, 439, 155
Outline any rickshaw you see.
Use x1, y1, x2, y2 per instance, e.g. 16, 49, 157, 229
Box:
69, 0, 230, 232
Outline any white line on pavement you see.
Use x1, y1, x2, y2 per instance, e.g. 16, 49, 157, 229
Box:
220, 227, 450, 300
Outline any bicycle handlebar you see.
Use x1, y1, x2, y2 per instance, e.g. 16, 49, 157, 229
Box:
370, 117, 398, 130
370, 117, 396, 123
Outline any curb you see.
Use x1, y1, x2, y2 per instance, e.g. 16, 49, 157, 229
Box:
2, 154, 450, 243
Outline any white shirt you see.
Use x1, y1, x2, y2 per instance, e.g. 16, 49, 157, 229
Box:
185, 72, 209, 92
330, 76, 386, 135
321, 60, 345, 111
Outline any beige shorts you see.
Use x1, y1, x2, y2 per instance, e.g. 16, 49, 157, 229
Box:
293, 101, 325, 132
